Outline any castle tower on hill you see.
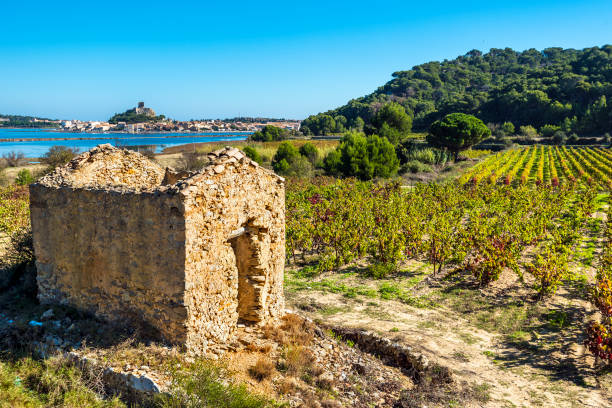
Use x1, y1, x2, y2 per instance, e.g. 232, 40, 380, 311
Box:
135, 101, 156, 117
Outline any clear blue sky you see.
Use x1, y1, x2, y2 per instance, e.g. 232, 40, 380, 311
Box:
1, 0, 610, 121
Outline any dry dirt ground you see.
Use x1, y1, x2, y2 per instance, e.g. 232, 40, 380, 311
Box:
285, 250, 612, 408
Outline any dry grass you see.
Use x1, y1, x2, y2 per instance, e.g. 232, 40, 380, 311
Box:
262, 314, 315, 347
245, 343, 273, 353
277, 377, 299, 395
248, 358, 276, 382
284, 346, 315, 377
298, 393, 342, 408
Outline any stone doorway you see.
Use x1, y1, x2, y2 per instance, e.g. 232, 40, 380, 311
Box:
228, 224, 268, 324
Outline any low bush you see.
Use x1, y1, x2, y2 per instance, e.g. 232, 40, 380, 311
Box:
272, 142, 313, 177
396, 140, 452, 167
41, 146, 79, 169
159, 361, 275, 408
298, 142, 319, 165
242, 146, 262, 164
283, 346, 315, 377
401, 160, 433, 174
368, 263, 396, 279
177, 152, 208, 172
248, 358, 275, 381
540, 124, 560, 138
15, 169, 34, 185
0, 356, 124, 408
0, 185, 30, 235
3, 151, 25, 167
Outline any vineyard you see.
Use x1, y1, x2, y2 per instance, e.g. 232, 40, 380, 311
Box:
285, 177, 611, 405
458, 146, 612, 188
287, 178, 600, 292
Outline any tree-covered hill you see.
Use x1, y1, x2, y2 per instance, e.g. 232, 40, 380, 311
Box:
301, 46, 612, 136
108, 109, 166, 124
0, 115, 59, 128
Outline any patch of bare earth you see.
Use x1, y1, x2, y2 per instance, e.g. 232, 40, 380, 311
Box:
285, 260, 612, 408
0, 295, 414, 407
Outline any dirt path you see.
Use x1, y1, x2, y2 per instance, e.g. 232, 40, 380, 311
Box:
285, 266, 612, 408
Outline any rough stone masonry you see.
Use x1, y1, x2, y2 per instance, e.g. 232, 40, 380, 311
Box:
29, 144, 285, 354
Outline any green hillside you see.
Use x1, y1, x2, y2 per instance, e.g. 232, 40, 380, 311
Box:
108, 109, 166, 124
301, 46, 612, 136
0, 115, 59, 128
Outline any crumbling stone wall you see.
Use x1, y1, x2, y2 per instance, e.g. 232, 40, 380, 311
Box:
179, 148, 285, 352
30, 144, 285, 354
42, 146, 165, 189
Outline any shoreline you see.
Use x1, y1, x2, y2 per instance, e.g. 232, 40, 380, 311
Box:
0, 127, 254, 134
0, 133, 250, 143
161, 140, 247, 154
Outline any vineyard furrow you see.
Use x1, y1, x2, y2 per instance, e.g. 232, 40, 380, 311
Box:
459, 146, 611, 188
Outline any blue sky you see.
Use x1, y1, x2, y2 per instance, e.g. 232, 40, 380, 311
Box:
1, 1, 611, 121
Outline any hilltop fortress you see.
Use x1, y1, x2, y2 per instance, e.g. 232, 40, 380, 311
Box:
134, 101, 156, 117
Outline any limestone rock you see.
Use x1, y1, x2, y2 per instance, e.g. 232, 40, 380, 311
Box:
127, 373, 161, 393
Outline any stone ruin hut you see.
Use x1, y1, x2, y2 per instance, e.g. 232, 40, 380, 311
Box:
30, 144, 285, 354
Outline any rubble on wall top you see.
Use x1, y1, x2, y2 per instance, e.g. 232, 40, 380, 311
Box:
200, 146, 284, 181
34, 144, 284, 194
35, 144, 166, 191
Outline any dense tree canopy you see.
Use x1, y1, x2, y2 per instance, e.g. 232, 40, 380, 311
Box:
302, 46, 612, 136
0, 115, 59, 128
427, 113, 491, 160
324, 132, 399, 180
272, 141, 313, 177
367, 102, 413, 144
298, 142, 319, 164
108, 109, 165, 124
249, 125, 289, 142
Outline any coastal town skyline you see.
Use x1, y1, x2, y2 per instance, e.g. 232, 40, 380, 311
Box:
1, 101, 301, 134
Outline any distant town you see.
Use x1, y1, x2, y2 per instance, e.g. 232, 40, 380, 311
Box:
0, 102, 301, 134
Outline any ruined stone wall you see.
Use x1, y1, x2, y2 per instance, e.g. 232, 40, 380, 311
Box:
31, 185, 188, 343
30, 149, 191, 345
37, 144, 165, 190
31, 145, 286, 354
179, 149, 285, 353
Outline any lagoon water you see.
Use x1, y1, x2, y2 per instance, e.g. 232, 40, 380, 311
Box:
0, 128, 249, 157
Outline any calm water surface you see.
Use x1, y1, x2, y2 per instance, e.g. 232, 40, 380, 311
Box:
0, 128, 249, 157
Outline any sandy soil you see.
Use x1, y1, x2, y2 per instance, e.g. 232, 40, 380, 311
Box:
285, 259, 612, 408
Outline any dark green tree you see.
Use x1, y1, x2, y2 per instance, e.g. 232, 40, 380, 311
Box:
350, 116, 365, 132
427, 113, 491, 161
370, 102, 413, 144
298, 142, 319, 165
323, 150, 342, 176
249, 125, 288, 142
324, 132, 399, 180
272, 142, 299, 171
242, 146, 262, 164
334, 115, 347, 133
272, 142, 313, 177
